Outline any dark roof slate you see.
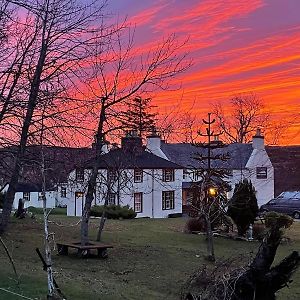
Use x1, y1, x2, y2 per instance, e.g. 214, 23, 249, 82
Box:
161, 142, 253, 169
84, 148, 183, 169
15, 182, 42, 192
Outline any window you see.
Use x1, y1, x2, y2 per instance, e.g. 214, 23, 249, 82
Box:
162, 191, 175, 210
38, 193, 43, 201
162, 169, 175, 182
61, 187, 67, 198
134, 192, 143, 213
183, 169, 189, 180
75, 169, 84, 181
23, 192, 30, 201
107, 193, 116, 205
107, 169, 117, 182
134, 169, 143, 183
193, 170, 202, 181
256, 167, 267, 179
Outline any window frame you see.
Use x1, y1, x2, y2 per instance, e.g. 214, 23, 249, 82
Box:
23, 192, 30, 201
162, 169, 175, 182
75, 168, 84, 182
134, 169, 143, 183
256, 167, 267, 179
134, 192, 143, 213
38, 192, 43, 201
162, 191, 175, 210
107, 169, 117, 182
60, 187, 67, 198
183, 169, 189, 180
107, 193, 116, 205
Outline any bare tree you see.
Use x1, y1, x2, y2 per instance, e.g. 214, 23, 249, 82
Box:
0, 0, 108, 233
78, 28, 190, 245
190, 113, 230, 261
213, 93, 268, 143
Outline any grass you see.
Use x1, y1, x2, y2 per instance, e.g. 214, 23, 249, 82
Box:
0, 216, 299, 300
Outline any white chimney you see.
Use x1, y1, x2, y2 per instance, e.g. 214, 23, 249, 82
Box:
146, 134, 169, 160
252, 128, 264, 150
101, 143, 109, 154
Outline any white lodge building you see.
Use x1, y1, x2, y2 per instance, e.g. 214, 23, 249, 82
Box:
64, 136, 183, 218
148, 129, 274, 208
63, 130, 274, 218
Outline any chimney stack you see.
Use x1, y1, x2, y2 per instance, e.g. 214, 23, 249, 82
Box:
252, 128, 264, 150
146, 131, 168, 160
121, 130, 143, 153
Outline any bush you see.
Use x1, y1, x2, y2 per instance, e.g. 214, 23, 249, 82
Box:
227, 179, 259, 236
90, 204, 137, 219
185, 217, 207, 233
168, 213, 182, 218
27, 206, 67, 215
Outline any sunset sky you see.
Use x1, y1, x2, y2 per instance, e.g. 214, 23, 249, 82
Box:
107, 0, 300, 145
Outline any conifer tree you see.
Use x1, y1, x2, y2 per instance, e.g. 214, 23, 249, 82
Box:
121, 96, 156, 137
227, 179, 258, 236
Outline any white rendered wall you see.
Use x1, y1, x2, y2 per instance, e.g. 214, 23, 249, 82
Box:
245, 148, 274, 207
11, 191, 56, 209
66, 168, 183, 218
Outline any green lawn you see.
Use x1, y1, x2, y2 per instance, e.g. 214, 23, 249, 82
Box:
0, 216, 299, 299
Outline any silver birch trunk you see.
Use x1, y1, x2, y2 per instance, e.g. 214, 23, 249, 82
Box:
41, 149, 55, 298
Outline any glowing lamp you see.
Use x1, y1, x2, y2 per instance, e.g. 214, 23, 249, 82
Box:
208, 187, 217, 197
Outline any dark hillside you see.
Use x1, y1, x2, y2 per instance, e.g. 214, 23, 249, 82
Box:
266, 146, 300, 196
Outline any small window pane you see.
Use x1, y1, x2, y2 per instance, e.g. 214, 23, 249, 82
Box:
134, 192, 143, 213
23, 192, 30, 201
162, 191, 175, 210
256, 167, 267, 179
107, 170, 117, 182
163, 169, 175, 182
107, 193, 116, 205
61, 187, 67, 198
76, 169, 84, 181
134, 169, 143, 183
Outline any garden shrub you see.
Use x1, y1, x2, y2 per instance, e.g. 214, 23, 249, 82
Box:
27, 206, 67, 215
90, 204, 136, 219
168, 213, 182, 218
185, 217, 207, 233
227, 179, 259, 236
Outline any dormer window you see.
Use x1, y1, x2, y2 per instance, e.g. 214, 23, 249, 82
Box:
256, 167, 267, 179
76, 169, 84, 181
162, 169, 174, 182
134, 169, 143, 183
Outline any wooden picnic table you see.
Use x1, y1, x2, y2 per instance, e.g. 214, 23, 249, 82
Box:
57, 241, 113, 258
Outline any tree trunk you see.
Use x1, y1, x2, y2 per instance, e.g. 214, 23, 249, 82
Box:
80, 107, 105, 246
205, 216, 215, 262
0, 162, 20, 233
0, 20, 48, 233
96, 212, 106, 242
80, 168, 98, 246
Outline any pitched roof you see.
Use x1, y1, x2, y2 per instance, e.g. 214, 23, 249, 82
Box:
84, 148, 183, 169
161, 142, 253, 169
0, 145, 95, 189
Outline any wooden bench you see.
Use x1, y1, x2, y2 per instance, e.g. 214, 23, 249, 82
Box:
57, 241, 113, 258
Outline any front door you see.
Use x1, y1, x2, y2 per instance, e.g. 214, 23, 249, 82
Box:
75, 192, 84, 216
